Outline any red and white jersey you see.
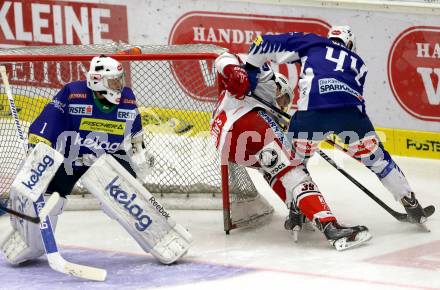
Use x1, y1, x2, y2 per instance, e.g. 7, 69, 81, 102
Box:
210, 52, 278, 151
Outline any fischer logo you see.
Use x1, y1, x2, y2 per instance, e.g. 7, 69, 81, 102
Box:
21, 155, 54, 190
68, 104, 93, 116
105, 176, 153, 232
388, 26, 440, 121
169, 11, 330, 104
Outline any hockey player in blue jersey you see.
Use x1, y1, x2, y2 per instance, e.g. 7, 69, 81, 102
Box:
244, 26, 433, 235
1, 55, 191, 266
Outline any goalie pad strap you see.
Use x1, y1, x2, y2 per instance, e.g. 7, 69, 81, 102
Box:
81, 154, 192, 264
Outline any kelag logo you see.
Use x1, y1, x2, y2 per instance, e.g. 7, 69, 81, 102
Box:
388, 26, 440, 122
105, 176, 153, 232
21, 155, 54, 190
169, 11, 329, 105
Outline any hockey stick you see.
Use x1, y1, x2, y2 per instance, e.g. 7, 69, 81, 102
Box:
322, 139, 435, 222
0, 203, 40, 223
0, 66, 107, 281
247, 93, 433, 222
0, 192, 61, 224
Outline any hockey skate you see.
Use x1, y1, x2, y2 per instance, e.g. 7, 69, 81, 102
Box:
284, 205, 314, 242
318, 220, 372, 251
401, 192, 430, 231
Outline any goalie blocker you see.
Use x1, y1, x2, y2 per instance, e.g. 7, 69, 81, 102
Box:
81, 154, 192, 264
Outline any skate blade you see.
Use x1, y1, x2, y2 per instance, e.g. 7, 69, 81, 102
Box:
416, 219, 430, 232
290, 225, 301, 243
333, 230, 372, 251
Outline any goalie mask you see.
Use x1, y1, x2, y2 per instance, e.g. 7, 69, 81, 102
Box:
86, 55, 125, 104
274, 73, 294, 112
327, 25, 356, 52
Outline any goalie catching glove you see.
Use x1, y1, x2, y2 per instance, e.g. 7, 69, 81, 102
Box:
127, 133, 155, 183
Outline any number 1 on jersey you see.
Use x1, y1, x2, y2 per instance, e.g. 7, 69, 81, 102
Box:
40, 122, 47, 134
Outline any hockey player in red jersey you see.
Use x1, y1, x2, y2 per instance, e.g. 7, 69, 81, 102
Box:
210, 52, 372, 250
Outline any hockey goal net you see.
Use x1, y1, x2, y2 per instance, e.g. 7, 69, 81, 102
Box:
0, 42, 273, 233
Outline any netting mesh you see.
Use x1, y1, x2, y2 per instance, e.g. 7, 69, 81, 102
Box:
0, 43, 262, 210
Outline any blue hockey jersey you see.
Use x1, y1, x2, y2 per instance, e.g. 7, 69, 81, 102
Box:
28, 80, 142, 166
246, 32, 368, 111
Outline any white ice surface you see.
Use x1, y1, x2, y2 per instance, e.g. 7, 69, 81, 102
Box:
1, 150, 439, 290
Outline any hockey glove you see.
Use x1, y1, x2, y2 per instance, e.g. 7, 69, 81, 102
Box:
131, 139, 154, 183
223, 64, 249, 100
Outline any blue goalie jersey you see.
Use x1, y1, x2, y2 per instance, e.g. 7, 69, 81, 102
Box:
246, 32, 368, 111
28, 80, 142, 167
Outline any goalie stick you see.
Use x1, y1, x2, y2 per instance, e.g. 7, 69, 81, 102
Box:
248, 93, 434, 223
0, 192, 61, 224
0, 65, 107, 281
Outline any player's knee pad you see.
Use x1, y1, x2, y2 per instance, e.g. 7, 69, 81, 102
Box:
346, 135, 380, 161
271, 164, 310, 202
81, 154, 192, 264
257, 140, 295, 186
272, 166, 335, 223
1, 191, 66, 264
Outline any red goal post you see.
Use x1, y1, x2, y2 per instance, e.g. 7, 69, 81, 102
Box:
0, 42, 273, 233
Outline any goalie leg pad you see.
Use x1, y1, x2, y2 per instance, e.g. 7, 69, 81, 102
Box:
11, 143, 64, 202
81, 154, 192, 264
1, 191, 66, 264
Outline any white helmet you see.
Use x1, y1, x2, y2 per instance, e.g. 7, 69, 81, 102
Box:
274, 72, 294, 102
86, 55, 125, 104
327, 25, 356, 51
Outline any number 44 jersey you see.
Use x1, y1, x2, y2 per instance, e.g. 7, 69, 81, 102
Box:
246, 32, 368, 111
